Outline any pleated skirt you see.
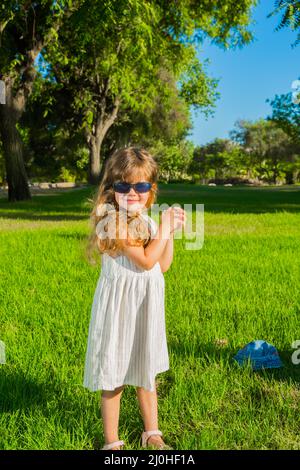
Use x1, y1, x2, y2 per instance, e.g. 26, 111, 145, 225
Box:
83, 266, 169, 392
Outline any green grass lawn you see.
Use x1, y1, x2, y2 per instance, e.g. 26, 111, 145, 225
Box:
0, 184, 300, 450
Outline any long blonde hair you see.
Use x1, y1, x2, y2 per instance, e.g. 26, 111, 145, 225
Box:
86, 146, 159, 265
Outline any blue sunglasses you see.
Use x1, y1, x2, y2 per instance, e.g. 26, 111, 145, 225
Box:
113, 181, 152, 194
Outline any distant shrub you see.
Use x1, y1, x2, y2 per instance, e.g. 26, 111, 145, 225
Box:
57, 167, 76, 183
208, 177, 253, 185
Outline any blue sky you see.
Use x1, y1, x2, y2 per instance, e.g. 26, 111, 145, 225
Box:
187, 0, 300, 147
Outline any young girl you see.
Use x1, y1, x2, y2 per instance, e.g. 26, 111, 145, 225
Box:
83, 147, 186, 450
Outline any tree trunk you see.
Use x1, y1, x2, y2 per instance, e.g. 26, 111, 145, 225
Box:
0, 81, 31, 201
88, 134, 102, 185
285, 170, 294, 185
86, 97, 121, 185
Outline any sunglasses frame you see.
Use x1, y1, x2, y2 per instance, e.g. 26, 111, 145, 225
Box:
113, 181, 152, 194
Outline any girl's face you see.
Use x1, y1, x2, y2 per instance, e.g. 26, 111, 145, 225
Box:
114, 175, 151, 214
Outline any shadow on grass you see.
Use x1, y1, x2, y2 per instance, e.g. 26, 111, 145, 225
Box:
161, 339, 300, 399
0, 369, 48, 413
0, 212, 87, 222
157, 184, 300, 214
0, 363, 145, 449
54, 233, 88, 240
1, 342, 298, 449
1, 186, 300, 222
0, 187, 94, 222
255, 350, 300, 385
0, 365, 102, 449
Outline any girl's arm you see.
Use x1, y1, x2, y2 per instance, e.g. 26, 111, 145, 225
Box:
120, 222, 171, 271
158, 207, 186, 272
120, 207, 185, 271
158, 230, 174, 273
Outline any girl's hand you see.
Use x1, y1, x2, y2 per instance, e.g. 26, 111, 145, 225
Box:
161, 207, 186, 234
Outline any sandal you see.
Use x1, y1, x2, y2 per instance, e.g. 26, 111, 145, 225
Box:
101, 440, 125, 450
141, 430, 173, 450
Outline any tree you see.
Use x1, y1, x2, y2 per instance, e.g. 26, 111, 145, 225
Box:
265, 0, 300, 183
267, 0, 300, 48
266, 93, 300, 183
0, 0, 258, 195
148, 139, 194, 182
43, 0, 258, 184
230, 119, 299, 184
0, 0, 81, 201
189, 138, 245, 182
267, 91, 300, 144
19, 69, 89, 182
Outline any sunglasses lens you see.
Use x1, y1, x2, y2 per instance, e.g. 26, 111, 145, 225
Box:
113, 182, 152, 193
135, 182, 152, 193
113, 182, 131, 193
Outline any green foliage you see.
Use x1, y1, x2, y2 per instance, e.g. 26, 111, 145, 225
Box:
189, 138, 247, 182
178, 54, 220, 117
148, 139, 194, 182
0, 1, 81, 81
267, 89, 300, 144
0, 0, 258, 187
16, 123, 30, 146
230, 119, 300, 183
42, 0, 258, 148
58, 167, 76, 183
267, 0, 300, 48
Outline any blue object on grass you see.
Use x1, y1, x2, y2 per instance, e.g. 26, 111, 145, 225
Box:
234, 340, 283, 370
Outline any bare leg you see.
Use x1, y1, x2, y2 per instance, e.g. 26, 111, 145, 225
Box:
136, 381, 166, 448
101, 385, 125, 449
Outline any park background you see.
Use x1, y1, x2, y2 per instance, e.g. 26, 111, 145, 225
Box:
0, 0, 300, 450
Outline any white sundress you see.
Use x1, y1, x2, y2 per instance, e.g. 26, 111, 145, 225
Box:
83, 213, 169, 392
